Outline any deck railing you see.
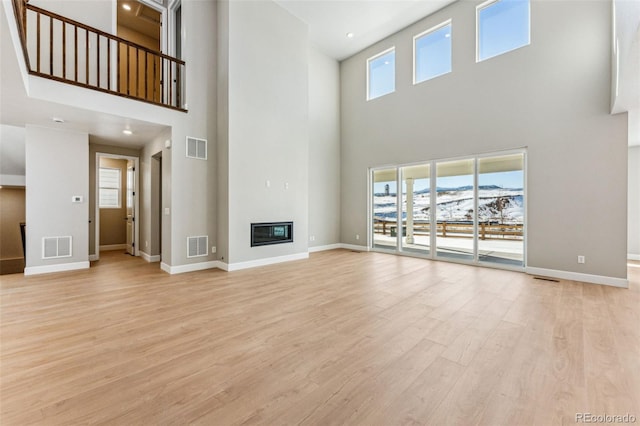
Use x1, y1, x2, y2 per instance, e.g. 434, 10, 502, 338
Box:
11, 0, 186, 111
373, 219, 523, 240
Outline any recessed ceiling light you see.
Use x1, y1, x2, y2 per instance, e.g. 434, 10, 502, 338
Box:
123, 129, 133, 135
122, 4, 131, 11
52, 117, 65, 123
346, 32, 354, 39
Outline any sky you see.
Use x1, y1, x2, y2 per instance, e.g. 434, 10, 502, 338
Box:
374, 170, 523, 193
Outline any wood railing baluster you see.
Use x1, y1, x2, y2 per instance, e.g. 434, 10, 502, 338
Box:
11, 0, 186, 111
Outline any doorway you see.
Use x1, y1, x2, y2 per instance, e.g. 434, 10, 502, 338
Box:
116, 0, 164, 102
150, 152, 162, 262
95, 153, 140, 260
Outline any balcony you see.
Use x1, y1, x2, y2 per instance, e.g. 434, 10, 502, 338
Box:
11, 0, 186, 111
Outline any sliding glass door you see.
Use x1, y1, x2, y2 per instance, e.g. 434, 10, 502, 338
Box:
435, 159, 475, 261
372, 168, 398, 250
400, 164, 431, 255
370, 151, 525, 270
477, 154, 524, 267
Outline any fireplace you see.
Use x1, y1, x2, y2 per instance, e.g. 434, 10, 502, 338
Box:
251, 222, 293, 247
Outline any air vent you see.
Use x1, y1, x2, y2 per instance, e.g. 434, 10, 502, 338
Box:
42, 236, 72, 259
187, 236, 208, 258
186, 137, 207, 160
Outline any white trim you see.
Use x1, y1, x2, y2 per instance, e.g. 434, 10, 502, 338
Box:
525, 266, 628, 288
309, 243, 342, 253
413, 19, 452, 85
160, 260, 220, 274
100, 244, 127, 251
628, 253, 640, 261
476, 0, 531, 63
340, 244, 370, 252
89, 254, 99, 261
366, 46, 396, 101
24, 261, 90, 276
225, 252, 309, 272
140, 251, 161, 263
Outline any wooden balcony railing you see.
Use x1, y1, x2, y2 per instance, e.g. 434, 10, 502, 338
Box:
11, 0, 186, 111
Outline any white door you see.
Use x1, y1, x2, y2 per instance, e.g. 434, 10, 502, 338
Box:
126, 160, 135, 255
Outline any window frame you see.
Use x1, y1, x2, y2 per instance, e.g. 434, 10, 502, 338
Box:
366, 46, 396, 101
99, 167, 122, 209
476, 0, 531, 63
413, 19, 453, 85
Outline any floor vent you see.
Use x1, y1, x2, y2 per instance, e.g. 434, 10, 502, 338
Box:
533, 276, 560, 283
42, 236, 72, 259
187, 236, 208, 258
186, 136, 207, 160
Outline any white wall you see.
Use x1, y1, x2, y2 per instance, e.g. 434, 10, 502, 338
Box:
308, 47, 341, 249
25, 125, 89, 273
629, 146, 640, 259
220, 0, 309, 265
340, 0, 628, 280
0, 124, 25, 186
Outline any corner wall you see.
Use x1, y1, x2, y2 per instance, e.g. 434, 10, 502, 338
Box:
221, 0, 309, 266
308, 47, 341, 249
340, 0, 628, 281
25, 125, 89, 274
629, 146, 640, 259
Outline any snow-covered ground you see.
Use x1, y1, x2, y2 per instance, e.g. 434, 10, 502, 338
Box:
373, 187, 524, 224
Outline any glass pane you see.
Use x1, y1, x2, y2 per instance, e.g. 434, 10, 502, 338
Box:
368, 50, 395, 100
478, 154, 524, 266
436, 159, 474, 260
415, 23, 452, 83
478, 0, 530, 61
372, 168, 398, 250
400, 164, 431, 255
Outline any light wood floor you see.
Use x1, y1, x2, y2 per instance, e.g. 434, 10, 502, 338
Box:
1, 250, 639, 425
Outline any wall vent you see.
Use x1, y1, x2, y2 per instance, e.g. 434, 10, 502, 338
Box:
187, 236, 208, 258
42, 236, 73, 259
186, 137, 207, 160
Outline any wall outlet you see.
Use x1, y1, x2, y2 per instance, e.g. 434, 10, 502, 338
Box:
309, 235, 315, 242
164, 207, 170, 215
145, 241, 148, 248
265, 180, 271, 188
577, 255, 585, 264
356, 234, 360, 240
211, 246, 216, 254
285, 182, 289, 190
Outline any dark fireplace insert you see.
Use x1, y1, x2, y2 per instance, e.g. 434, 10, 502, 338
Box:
251, 222, 293, 247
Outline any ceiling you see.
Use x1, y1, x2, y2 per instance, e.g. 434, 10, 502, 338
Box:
274, 0, 456, 60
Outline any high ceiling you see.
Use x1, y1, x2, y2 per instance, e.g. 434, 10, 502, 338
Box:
274, 0, 456, 60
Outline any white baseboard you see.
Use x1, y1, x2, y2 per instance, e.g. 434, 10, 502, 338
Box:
628, 253, 640, 261
24, 261, 90, 276
140, 251, 161, 263
308, 243, 342, 253
160, 260, 221, 274
223, 252, 309, 272
525, 266, 628, 288
89, 254, 99, 261
340, 244, 370, 252
100, 244, 126, 251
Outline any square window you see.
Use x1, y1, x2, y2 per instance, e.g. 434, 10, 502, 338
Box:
477, 0, 530, 62
367, 48, 395, 100
99, 167, 121, 208
414, 21, 452, 84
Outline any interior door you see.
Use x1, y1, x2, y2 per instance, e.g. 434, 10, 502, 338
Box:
126, 160, 135, 255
